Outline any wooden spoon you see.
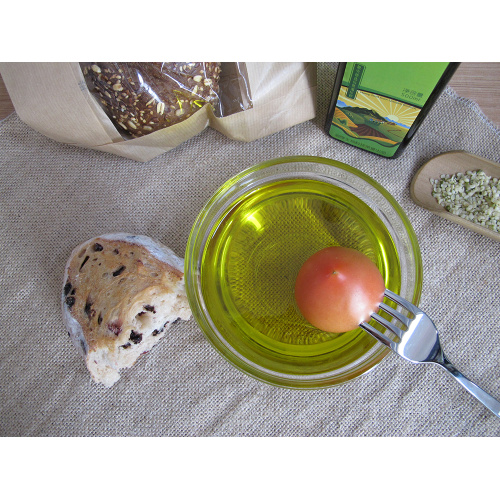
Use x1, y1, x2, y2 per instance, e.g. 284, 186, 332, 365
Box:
410, 151, 500, 242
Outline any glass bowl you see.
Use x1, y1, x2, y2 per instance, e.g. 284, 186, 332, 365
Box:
185, 156, 422, 388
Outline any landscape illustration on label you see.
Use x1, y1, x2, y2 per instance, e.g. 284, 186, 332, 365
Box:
332, 86, 420, 148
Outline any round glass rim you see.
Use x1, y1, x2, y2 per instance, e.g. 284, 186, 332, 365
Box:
185, 155, 423, 389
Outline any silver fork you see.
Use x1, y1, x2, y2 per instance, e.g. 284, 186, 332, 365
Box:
360, 289, 500, 418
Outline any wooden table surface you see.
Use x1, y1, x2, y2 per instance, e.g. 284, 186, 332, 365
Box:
1, 62, 499, 126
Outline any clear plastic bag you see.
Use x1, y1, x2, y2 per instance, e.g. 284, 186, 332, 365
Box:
80, 62, 252, 139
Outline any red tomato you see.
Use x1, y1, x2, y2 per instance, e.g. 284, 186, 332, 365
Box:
295, 246, 385, 333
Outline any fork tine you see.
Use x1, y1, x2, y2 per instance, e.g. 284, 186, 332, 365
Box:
384, 289, 420, 316
378, 301, 411, 328
359, 322, 398, 351
370, 312, 405, 339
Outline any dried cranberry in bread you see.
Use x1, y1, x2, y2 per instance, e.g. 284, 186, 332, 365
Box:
62, 233, 191, 387
82, 62, 221, 137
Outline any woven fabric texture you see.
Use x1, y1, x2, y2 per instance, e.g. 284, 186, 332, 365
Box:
1, 63, 500, 436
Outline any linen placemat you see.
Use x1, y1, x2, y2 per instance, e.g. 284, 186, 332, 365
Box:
1, 63, 500, 436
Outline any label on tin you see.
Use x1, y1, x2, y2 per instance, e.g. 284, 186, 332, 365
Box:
327, 62, 449, 157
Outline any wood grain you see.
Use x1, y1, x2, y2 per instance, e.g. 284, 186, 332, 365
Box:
449, 63, 500, 126
0, 72, 13, 120
1, 62, 500, 125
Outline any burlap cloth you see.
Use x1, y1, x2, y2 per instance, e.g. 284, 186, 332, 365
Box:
1, 63, 500, 437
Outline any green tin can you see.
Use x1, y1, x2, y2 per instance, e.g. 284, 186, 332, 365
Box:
325, 62, 460, 158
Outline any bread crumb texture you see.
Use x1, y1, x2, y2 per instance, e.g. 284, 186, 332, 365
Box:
62, 234, 191, 387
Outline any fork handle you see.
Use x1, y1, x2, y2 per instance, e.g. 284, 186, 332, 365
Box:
438, 358, 500, 418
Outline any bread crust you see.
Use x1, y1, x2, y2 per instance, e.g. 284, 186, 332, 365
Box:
62, 233, 191, 387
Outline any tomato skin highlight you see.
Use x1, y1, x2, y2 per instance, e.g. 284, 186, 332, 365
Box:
294, 247, 385, 333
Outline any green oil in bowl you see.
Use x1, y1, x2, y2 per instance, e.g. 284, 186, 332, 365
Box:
199, 178, 401, 378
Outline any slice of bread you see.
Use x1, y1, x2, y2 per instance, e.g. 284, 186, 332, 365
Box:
62, 233, 191, 387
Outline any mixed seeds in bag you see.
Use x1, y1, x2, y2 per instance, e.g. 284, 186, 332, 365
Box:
81, 62, 221, 138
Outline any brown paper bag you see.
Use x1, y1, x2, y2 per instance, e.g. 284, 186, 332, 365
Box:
0, 62, 316, 162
